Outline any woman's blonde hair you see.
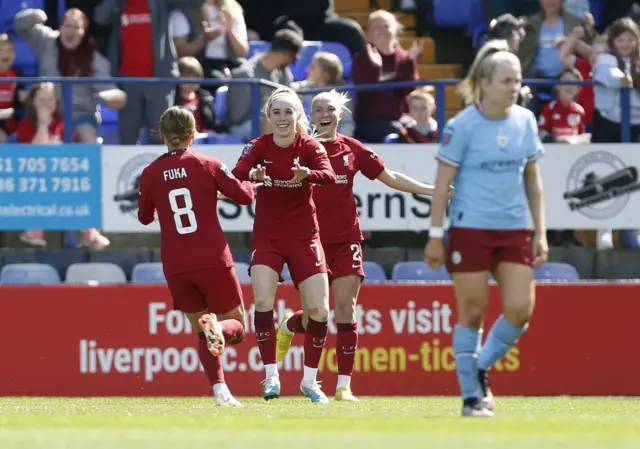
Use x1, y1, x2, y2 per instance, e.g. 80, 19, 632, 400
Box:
311, 89, 351, 115
159, 106, 196, 148
263, 87, 310, 135
312, 52, 345, 86
200, 0, 243, 26
368, 9, 403, 38
409, 86, 435, 106
458, 39, 520, 105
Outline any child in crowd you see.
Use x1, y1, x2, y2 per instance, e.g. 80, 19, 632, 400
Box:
173, 57, 218, 133
0, 34, 26, 142
391, 87, 438, 143
538, 67, 587, 142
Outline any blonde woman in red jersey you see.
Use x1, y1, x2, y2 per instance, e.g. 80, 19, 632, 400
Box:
232, 87, 336, 403
276, 90, 437, 402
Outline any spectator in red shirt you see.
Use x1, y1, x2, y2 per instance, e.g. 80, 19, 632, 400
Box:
351, 10, 421, 143
0, 34, 26, 143
18, 83, 110, 250
137, 107, 255, 406
538, 67, 586, 142
232, 87, 336, 403
174, 57, 217, 133
94, 0, 205, 144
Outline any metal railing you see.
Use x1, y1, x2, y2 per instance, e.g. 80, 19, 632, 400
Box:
3, 77, 633, 143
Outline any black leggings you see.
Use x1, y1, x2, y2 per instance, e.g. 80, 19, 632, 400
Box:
592, 109, 640, 143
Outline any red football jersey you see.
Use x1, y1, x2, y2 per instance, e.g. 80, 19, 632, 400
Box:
538, 100, 585, 139
17, 118, 64, 143
138, 149, 255, 276
312, 135, 385, 243
575, 58, 594, 125
232, 133, 336, 241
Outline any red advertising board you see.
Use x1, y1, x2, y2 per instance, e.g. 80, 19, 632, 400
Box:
0, 283, 636, 397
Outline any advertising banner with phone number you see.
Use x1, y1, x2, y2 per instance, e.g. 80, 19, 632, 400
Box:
0, 283, 635, 397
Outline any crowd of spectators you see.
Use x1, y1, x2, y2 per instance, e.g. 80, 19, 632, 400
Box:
1, 0, 640, 252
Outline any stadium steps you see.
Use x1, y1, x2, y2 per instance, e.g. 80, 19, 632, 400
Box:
338, 1, 463, 118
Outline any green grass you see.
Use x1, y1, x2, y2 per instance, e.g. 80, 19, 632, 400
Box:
1, 397, 639, 449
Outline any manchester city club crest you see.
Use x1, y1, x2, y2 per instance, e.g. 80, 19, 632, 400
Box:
113, 153, 160, 216
563, 151, 640, 219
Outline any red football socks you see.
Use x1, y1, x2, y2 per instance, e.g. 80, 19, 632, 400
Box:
254, 310, 277, 365
337, 322, 358, 376
286, 310, 306, 334
304, 318, 328, 369
219, 319, 245, 345
197, 333, 224, 386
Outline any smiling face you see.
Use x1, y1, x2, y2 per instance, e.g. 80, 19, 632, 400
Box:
311, 98, 341, 135
0, 40, 15, 73
268, 97, 298, 139
59, 10, 86, 50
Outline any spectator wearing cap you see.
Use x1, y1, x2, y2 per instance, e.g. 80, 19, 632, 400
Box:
225, 29, 302, 141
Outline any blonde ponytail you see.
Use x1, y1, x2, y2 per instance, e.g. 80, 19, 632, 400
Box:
458, 39, 518, 105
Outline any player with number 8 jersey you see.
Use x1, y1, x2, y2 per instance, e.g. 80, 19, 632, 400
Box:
138, 107, 256, 407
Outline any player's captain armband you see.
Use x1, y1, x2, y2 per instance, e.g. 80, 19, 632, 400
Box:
220, 163, 235, 178
242, 143, 254, 155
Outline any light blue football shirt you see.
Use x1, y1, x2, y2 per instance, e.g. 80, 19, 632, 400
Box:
436, 104, 544, 230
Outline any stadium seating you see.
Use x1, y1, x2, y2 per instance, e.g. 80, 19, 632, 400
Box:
214, 86, 228, 124
32, 249, 86, 278
0, 263, 61, 285
1, 0, 43, 32
534, 263, 580, 281
434, 0, 472, 28
292, 41, 322, 81
131, 262, 166, 284
205, 133, 244, 144
88, 249, 153, 279
246, 41, 270, 60
392, 261, 451, 281
11, 34, 38, 75
235, 262, 251, 283
363, 261, 387, 283
468, 0, 488, 47
65, 262, 127, 284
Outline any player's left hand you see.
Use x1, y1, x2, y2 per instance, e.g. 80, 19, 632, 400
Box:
532, 232, 549, 268
291, 162, 310, 182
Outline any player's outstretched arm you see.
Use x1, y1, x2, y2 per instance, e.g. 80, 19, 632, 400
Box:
306, 143, 336, 184
213, 161, 255, 205
137, 168, 156, 225
232, 142, 260, 181
377, 168, 436, 196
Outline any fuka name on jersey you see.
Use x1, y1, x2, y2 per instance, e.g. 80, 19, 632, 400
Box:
164, 168, 187, 181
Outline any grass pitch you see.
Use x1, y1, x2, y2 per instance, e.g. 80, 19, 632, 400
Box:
1, 397, 639, 449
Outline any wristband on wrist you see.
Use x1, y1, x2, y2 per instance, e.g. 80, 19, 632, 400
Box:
429, 227, 445, 238
38, 120, 51, 127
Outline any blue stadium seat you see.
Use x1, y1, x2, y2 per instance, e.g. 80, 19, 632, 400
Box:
0, 248, 37, 264
231, 249, 252, 264
235, 262, 251, 283
281, 264, 292, 282
434, 0, 471, 28
534, 262, 580, 281
363, 261, 386, 283
100, 123, 120, 144
469, 0, 488, 47
66, 262, 127, 284
33, 249, 86, 279
131, 262, 166, 284
384, 133, 400, 143
392, 261, 451, 281
206, 133, 244, 144
319, 42, 352, 78
1, 0, 44, 32
98, 101, 118, 124
292, 41, 322, 81
214, 86, 228, 124
11, 34, 38, 75
88, 249, 153, 279
247, 41, 270, 60
58, 0, 67, 23
0, 263, 60, 285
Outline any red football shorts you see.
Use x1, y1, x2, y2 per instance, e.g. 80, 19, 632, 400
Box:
166, 266, 244, 314
445, 227, 533, 273
250, 236, 327, 286
323, 241, 366, 283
